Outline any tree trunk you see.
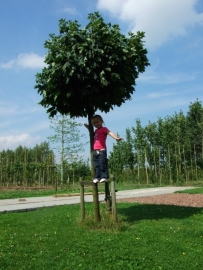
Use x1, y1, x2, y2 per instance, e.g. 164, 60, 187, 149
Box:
72, 168, 75, 187
190, 144, 193, 181
202, 138, 203, 180
144, 148, 149, 185
153, 148, 157, 183
194, 145, 198, 179
88, 113, 95, 177
137, 151, 140, 185
42, 168, 45, 186
88, 112, 100, 222
178, 142, 181, 173
159, 148, 162, 185
0, 152, 2, 187
6, 152, 9, 187
168, 145, 172, 185
183, 145, 188, 183
61, 116, 64, 188
24, 149, 27, 187
175, 144, 178, 181
67, 174, 70, 187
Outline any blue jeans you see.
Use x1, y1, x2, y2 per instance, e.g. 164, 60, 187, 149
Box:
93, 150, 108, 179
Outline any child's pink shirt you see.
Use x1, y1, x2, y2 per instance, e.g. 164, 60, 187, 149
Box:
93, 127, 109, 150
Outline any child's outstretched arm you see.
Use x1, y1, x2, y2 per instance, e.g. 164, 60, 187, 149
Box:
108, 131, 123, 141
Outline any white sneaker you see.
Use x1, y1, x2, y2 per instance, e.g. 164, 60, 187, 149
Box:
100, 178, 106, 183
93, 179, 99, 183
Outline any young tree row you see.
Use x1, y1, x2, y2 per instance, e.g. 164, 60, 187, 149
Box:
109, 100, 203, 184
0, 142, 90, 187
0, 142, 55, 187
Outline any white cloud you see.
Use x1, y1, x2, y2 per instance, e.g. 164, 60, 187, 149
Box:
0, 134, 41, 151
25, 121, 50, 134
0, 121, 10, 129
0, 60, 15, 69
0, 52, 46, 69
98, 87, 203, 123
147, 91, 177, 99
61, 7, 78, 15
147, 88, 203, 100
0, 101, 41, 116
162, 73, 196, 84
138, 71, 196, 84
147, 96, 195, 112
97, 0, 203, 49
0, 101, 18, 115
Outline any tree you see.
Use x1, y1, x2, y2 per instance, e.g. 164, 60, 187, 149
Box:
108, 130, 135, 182
108, 137, 125, 179
132, 119, 148, 166
0, 142, 55, 187
65, 159, 91, 186
35, 12, 149, 220
187, 100, 203, 168
35, 12, 149, 159
48, 114, 86, 186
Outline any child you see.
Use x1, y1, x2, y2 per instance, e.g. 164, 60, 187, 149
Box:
84, 115, 123, 183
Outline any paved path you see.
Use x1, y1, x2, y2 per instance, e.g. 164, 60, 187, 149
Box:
0, 186, 195, 213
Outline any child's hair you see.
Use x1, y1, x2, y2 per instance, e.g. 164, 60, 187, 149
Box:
91, 115, 104, 124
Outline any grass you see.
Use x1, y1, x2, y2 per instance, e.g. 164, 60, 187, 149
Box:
0, 187, 88, 200
0, 183, 155, 200
175, 187, 203, 194
0, 202, 203, 270
1, 181, 202, 200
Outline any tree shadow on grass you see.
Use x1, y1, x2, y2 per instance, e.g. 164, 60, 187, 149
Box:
117, 203, 203, 223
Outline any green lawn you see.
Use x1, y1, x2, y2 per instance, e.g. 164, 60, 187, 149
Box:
0, 183, 158, 200
0, 187, 83, 200
175, 187, 203, 194
0, 202, 203, 270
0, 181, 198, 200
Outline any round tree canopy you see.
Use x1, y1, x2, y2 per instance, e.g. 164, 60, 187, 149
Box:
35, 12, 150, 118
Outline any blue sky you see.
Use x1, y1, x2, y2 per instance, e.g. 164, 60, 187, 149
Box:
0, 0, 203, 159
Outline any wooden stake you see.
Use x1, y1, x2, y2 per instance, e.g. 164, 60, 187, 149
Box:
111, 175, 117, 222
92, 183, 101, 222
105, 181, 111, 212
79, 177, 85, 221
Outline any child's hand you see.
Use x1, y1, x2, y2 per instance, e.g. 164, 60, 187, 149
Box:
84, 123, 89, 129
108, 131, 123, 141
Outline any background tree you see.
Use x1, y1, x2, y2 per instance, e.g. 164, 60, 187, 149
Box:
108, 101, 203, 184
124, 128, 135, 173
0, 142, 55, 187
65, 159, 91, 186
132, 119, 148, 167
48, 114, 86, 186
108, 137, 125, 180
187, 100, 203, 168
